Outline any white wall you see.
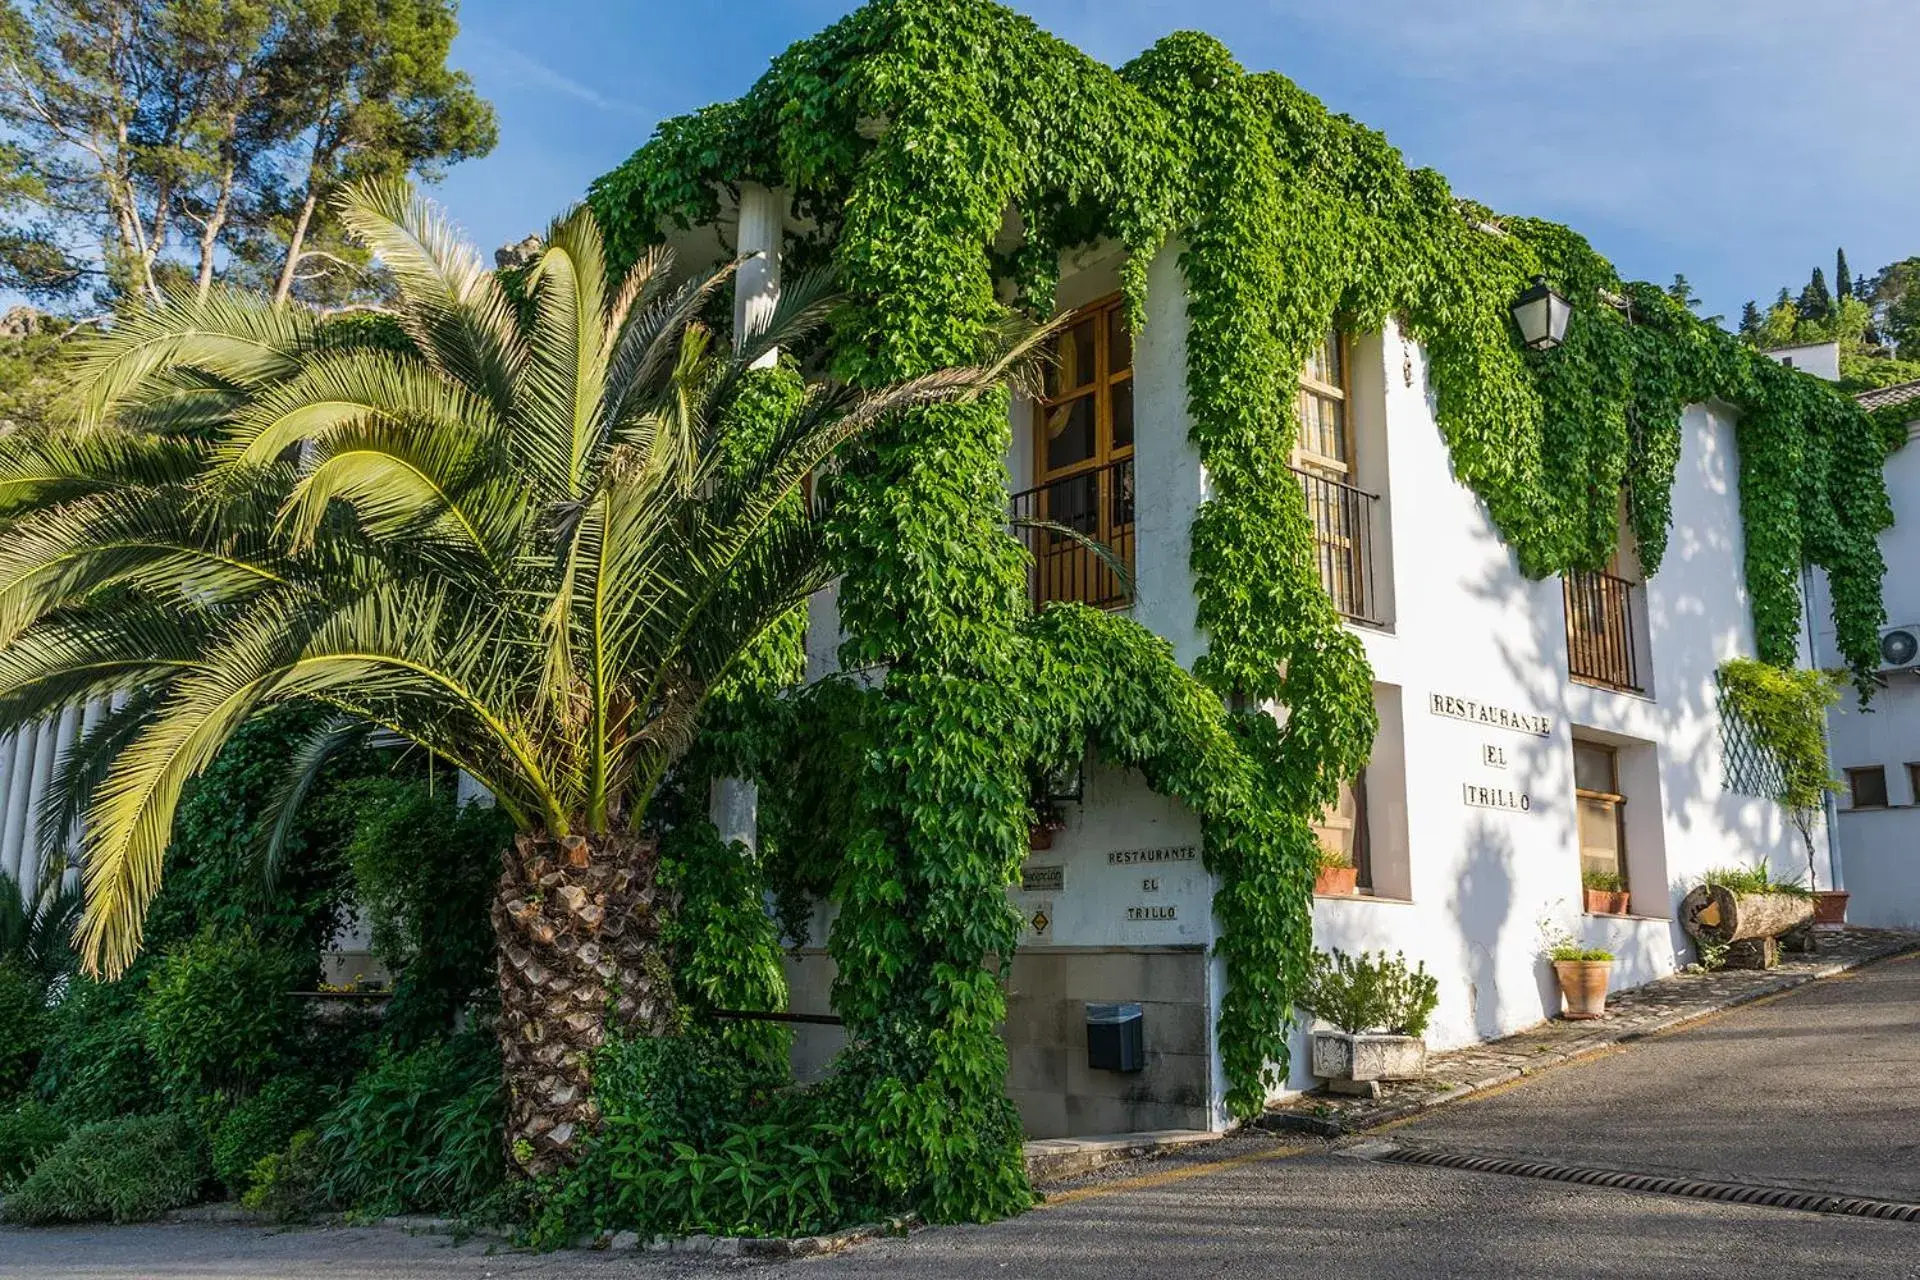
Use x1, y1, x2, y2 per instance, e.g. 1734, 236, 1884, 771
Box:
1286, 351, 1808, 1086
1762, 342, 1842, 382
802, 238, 1814, 1128
1813, 418, 1920, 926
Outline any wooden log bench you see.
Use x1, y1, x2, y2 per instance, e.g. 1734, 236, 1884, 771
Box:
1679, 885, 1816, 969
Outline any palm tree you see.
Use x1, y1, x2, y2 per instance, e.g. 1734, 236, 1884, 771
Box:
0, 180, 1025, 1175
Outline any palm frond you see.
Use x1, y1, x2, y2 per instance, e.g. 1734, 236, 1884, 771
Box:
253, 713, 371, 887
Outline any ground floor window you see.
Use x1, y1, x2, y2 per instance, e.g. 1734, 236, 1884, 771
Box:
1311, 773, 1372, 891
1573, 741, 1627, 888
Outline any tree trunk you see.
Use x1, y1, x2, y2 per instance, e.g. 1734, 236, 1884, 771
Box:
274, 190, 319, 306
1680, 885, 1815, 945
492, 829, 676, 1177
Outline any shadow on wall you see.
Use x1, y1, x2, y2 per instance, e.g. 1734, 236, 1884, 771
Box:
1451, 818, 1542, 1037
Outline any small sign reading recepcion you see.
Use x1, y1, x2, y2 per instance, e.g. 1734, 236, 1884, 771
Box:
1021, 864, 1065, 892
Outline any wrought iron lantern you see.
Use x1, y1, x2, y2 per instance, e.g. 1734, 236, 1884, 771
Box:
1510, 274, 1572, 350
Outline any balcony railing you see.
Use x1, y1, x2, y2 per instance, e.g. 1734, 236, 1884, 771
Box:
1291, 466, 1384, 626
1564, 570, 1643, 692
1010, 457, 1134, 610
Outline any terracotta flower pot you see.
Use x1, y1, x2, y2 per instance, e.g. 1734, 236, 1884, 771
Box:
1812, 890, 1849, 926
1583, 887, 1631, 916
1553, 959, 1612, 1020
1315, 865, 1359, 896
1028, 824, 1054, 850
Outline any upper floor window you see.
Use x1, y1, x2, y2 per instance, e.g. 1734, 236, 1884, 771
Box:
1291, 330, 1384, 625
1564, 500, 1647, 694
1037, 294, 1133, 474
1295, 331, 1351, 478
1014, 294, 1135, 610
1848, 765, 1889, 809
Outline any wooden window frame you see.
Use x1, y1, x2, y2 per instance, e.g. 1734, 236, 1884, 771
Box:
1847, 765, 1890, 810
1293, 330, 1353, 480
1573, 742, 1628, 888
1032, 292, 1134, 485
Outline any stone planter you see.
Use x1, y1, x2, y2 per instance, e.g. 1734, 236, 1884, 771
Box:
1314, 865, 1359, 896
1311, 1030, 1426, 1096
1812, 890, 1850, 926
1553, 959, 1612, 1020
1583, 887, 1631, 916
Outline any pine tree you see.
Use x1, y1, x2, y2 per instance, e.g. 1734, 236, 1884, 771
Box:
1798, 267, 1833, 321
1739, 300, 1763, 340
1667, 273, 1701, 311
1836, 248, 1852, 298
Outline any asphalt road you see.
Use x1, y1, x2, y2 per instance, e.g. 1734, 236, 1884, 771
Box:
6, 952, 1918, 1279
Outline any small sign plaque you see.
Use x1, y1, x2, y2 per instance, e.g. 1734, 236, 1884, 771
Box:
1021, 864, 1064, 892
1429, 693, 1552, 737
1462, 782, 1532, 812
1126, 905, 1177, 922
1025, 901, 1053, 941
1107, 845, 1199, 866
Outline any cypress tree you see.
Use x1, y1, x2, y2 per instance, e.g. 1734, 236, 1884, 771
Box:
1739, 300, 1763, 340
1836, 248, 1852, 298
1798, 267, 1832, 320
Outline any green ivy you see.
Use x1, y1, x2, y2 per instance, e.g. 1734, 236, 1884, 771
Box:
587, 0, 1893, 1218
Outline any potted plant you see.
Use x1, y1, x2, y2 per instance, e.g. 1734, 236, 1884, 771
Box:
1299, 949, 1439, 1097
1543, 929, 1614, 1019
1314, 845, 1359, 897
1581, 869, 1630, 917
1028, 799, 1066, 850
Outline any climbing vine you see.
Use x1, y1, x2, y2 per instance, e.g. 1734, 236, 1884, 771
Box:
588, 0, 1894, 1220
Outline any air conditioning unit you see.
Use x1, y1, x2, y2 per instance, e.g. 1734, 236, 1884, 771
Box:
1879, 624, 1920, 671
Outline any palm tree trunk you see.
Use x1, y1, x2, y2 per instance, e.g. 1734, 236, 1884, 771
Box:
492, 829, 675, 1177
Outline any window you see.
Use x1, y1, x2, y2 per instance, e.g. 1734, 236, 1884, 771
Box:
1565, 506, 1645, 693
1573, 742, 1627, 887
1015, 294, 1135, 608
1311, 773, 1372, 891
1291, 331, 1382, 623
1848, 766, 1889, 809
1294, 332, 1351, 479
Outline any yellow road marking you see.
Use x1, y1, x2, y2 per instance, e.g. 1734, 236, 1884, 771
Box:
1035, 1142, 1314, 1209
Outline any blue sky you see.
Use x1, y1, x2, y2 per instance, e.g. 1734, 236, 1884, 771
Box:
437, 1, 1919, 323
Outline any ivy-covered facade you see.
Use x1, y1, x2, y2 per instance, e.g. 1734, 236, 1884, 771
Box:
587, 0, 1891, 1218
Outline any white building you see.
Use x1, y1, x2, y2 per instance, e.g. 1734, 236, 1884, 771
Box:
766, 218, 1827, 1137
1812, 378, 1920, 927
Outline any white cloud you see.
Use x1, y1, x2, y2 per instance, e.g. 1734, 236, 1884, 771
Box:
461, 36, 645, 115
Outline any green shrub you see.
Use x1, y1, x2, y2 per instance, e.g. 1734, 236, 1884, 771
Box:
212, 1075, 326, 1195
334, 778, 508, 1046
241, 1128, 325, 1218
0, 960, 48, 1097
530, 1031, 871, 1244
309, 1033, 504, 1216
0, 1098, 68, 1186
32, 973, 163, 1124
1298, 949, 1439, 1037
1, 1112, 207, 1224
143, 929, 308, 1104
